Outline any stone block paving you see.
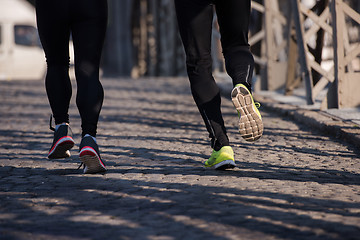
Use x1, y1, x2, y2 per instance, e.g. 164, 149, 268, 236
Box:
0, 78, 359, 240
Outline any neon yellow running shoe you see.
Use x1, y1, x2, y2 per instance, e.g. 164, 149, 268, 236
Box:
204, 146, 236, 170
231, 84, 263, 142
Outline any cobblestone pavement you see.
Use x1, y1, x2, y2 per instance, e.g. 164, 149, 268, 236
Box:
0, 78, 359, 240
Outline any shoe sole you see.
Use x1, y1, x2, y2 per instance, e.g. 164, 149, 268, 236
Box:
211, 160, 236, 170
231, 85, 263, 142
79, 147, 106, 174
48, 137, 75, 159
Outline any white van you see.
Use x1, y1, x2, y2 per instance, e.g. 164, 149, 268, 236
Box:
0, 0, 46, 80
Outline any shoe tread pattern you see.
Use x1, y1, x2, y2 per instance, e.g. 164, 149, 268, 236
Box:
48, 138, 74, 159
214, 160, 236, 170
231, 86, 263, 142
79, 148, 106, 174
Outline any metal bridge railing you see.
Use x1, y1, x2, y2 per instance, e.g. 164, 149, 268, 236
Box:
213, 0, 360, 109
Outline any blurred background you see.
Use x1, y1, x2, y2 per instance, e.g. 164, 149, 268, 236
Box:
1, 0, 360, 109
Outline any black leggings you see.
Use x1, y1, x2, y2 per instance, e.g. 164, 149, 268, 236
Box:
36, 0, 107, 137
175, 0, 254, 150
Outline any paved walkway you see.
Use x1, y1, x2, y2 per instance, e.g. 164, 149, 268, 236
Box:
0, 77, 359, 240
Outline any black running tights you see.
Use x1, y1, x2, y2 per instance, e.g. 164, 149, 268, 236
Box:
175, 0, 254, 150
36, 0, 107, 137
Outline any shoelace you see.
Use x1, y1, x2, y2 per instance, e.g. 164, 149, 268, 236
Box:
77, 162, 84, 170
49, 114, 55, 131
49, 114, 74, 134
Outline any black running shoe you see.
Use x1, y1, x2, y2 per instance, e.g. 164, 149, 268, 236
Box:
48, 124, 75, 159
79, 135, 106, 174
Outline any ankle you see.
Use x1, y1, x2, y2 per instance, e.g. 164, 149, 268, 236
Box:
83, 134, 97, 143
55, 122, 69, 131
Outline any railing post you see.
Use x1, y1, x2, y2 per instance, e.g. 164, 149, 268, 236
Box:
330, 0, 360, 109
291, 0, 314, 104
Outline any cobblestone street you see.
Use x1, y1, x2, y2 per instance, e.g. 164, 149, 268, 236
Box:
0, 78, 359, 240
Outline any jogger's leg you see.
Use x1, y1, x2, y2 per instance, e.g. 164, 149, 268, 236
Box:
36, 1, 72, 124
215, 0, 263, 141
71, 0, 108, 137
215, 0, 254, 91
175, 0, 229, 150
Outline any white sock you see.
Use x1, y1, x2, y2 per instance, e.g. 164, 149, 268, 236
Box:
84, 134, 97, 143
55, 123, 68, 131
